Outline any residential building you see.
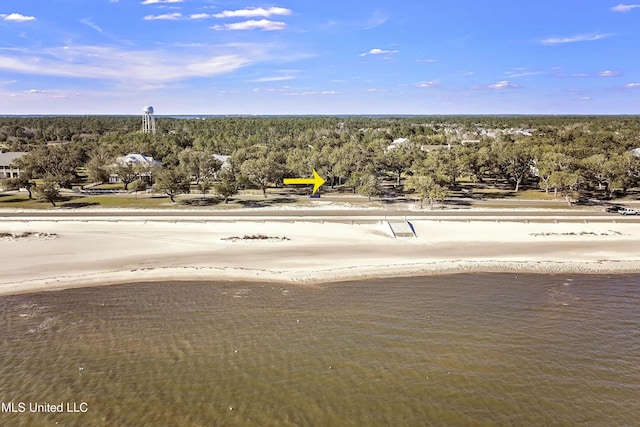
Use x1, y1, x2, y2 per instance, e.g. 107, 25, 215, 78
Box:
0, 152, 26, 179
109, 153, 162, 184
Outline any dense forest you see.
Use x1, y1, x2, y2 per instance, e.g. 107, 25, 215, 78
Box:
1, 115, 640, 206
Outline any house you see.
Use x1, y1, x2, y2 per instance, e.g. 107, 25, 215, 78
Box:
115, 153, 162, 168
0, 152, 26, 179
109, 153, 162, 184
386, 138, 410, 151
213, 154, 231, 171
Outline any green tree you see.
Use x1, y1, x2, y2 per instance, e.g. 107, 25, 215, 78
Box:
240, 151, 286, 198
534, 152, 574, 194
214, 170, 237, 203
581, 154, 622, 198
348, 172, 380, 201
332, 141, 373, 192
113, 162, 139, 191
154, 166, 191, 202
405, 174, 446, 209
424, 148, 463, 187
500, 142, 534, 192
619, 152, 640, 194
179, 148, 222, 191
380, 144, 418, 186
5, 174, 35, 199
549, 170, 580, 206
13, 144, 81, 188
35, 178, 60, 207
86, 147, 113, 183
131, 178, 148, 198
457, 144, 491, 183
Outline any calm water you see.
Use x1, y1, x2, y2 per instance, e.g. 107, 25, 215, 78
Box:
0, 274, 639, 426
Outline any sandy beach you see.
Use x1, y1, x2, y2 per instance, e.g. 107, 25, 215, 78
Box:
1, 210, 640, 295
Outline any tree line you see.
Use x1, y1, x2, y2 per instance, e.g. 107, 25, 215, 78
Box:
1, 115, 640, 206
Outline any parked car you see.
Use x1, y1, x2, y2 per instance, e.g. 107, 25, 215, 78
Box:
605, 205, 624, 213
617, 207, 639, 215
574, 196, 590, 205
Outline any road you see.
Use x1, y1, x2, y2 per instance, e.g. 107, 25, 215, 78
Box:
1, 208, 638, 223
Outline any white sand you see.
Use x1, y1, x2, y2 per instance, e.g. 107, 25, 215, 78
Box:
1, 214, 639, 295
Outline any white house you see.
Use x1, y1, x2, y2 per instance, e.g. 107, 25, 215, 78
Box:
115, 153, 162, 168
386, 138, 410, 151
0, 152, 26, 179
213, 154, 231, 170
109, 153, 162, 183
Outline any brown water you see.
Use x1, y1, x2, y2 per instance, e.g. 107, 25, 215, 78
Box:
0, 274, 639, 426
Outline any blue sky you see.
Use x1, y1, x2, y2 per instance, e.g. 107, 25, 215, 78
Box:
1, 1, 639, 115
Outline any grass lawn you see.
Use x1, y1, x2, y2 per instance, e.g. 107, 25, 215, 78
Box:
0, 194, 50, 209
0, 193, 171, 209
0, 192, 308, 209
90, 183, 126, 190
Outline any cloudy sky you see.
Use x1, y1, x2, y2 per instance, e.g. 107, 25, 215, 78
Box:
1, 1, 639, 115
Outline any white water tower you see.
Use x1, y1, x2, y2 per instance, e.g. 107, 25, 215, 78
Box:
142, 106, 156, 134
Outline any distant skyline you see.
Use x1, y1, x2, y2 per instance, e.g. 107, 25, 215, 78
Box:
1, 1, 639, 115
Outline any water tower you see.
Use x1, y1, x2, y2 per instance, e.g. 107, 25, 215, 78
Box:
142, 106, 156, 134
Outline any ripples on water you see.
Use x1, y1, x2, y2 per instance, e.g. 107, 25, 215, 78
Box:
0, 274, 639, 426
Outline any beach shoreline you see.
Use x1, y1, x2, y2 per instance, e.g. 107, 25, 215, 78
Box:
1, 212, 640, 296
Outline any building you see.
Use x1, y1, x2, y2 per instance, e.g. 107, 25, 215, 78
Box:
213, 154, 231, 170
108, 153, 162, 183
0, 152, 26, 179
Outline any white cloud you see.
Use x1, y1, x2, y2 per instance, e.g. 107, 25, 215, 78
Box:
504, 70, 542, 78
598, 70, 620, 77
250, 76, 295, 82
190, 13, 211, 20
141, 0, 183, 4
144, 13, 182, 20
26, 89, 48, 94
0, 44, 267, 87
1, 13, 37, 22
213, 19, 286, 31
417, 81, 438, 88
81, 18, 103, 33
363, 11, 389, 29
626, 83, 640, 88
540, 33, 612, 45
285, 90, 336, 96
611, 3, 640, 12
417, 58, 437, 63
359, 48, 398, 56
488, 80, 519, 89
213, 7, 292, 19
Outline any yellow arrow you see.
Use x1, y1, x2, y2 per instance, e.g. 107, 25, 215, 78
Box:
283, 169, 326, 194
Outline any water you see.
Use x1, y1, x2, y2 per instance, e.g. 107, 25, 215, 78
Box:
0, 274, 639, 426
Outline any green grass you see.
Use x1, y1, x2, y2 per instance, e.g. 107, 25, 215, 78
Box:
0, 192, 304, 209
478, 202, 574, 209
70, 195, 169, 208
0, 194, 50, 209
90, 183, 125, 190
0, 193, 170, 209
465, 188, 558, 201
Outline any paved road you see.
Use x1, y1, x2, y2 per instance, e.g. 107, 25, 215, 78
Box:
1, 208, 637, 223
